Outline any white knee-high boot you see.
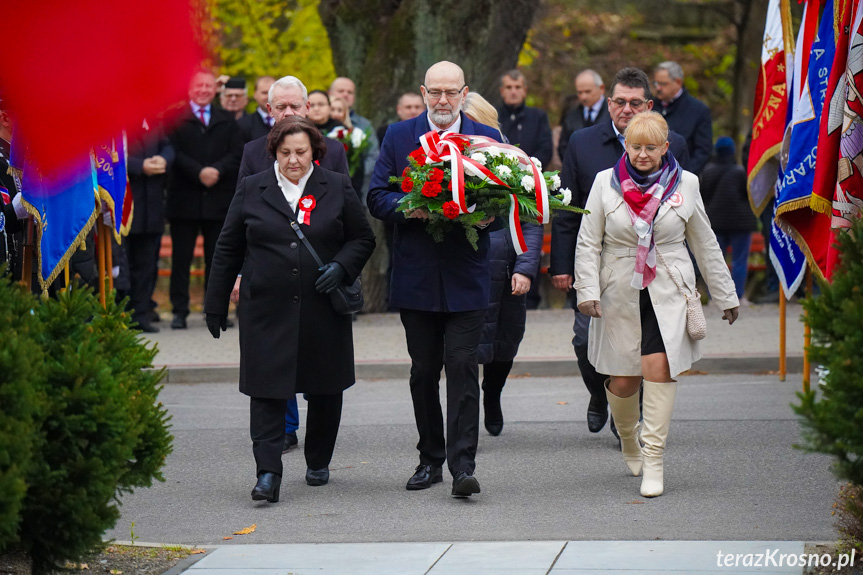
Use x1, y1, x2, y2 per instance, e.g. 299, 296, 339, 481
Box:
640, 380, 677, 497
605, 380, 642, 476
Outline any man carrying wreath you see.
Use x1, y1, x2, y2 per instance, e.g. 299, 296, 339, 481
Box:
367, 61, 502, 498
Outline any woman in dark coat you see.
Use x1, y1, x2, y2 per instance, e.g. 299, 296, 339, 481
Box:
204, 116, 375, 503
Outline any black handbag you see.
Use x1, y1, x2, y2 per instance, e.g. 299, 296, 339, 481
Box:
289, 220, 364, 315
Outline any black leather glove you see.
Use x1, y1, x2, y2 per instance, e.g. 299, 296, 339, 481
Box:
315, 262, 346, 294
206, 313, 227, 339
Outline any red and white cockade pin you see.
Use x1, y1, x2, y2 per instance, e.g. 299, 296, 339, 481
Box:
667, 191, 684, 207
298, 195, 316, 225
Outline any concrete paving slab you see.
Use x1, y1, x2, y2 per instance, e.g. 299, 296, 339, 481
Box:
428, 541, 566, 571
553, 540, 804, 572
188, 542, 450, 574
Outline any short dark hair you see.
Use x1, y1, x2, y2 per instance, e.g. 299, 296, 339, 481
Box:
501, 69, 525, 85
267, 116, 327, 161
308, 89, 330, 104
609, 67, 652, 101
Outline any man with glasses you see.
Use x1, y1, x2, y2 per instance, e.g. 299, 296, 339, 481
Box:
237, 76, 276, 143
367, 61, 502, 498
549, 67, 690, 444
653, 61, 713, 175
220, 77, 249, 121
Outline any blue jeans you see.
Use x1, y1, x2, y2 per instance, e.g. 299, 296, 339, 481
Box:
284, 397, 299, 434
716, 232, 751, 298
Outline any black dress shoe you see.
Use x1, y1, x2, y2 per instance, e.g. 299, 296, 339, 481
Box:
586, 395, 609, 433
251, 472, 281, 502
451, 471, 481, 497
225, 317, 235, 328
405, 464, 443, 490
135, 319, 160, 333
306, 467, 329, 486
483, 389, 504, 436
149, 309, 161, 323
170, 315, 187, 329
282, 431, 298, 453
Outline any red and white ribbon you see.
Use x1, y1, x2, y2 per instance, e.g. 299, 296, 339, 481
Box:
418, 131, 549, 255
298, 195, 316, 225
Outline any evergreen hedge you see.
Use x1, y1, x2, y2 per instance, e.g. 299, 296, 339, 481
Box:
0, 279, 172, 574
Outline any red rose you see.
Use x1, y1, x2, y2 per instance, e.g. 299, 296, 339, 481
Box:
421, 181, 442, 198
443, 201, 460, 220
343, 143, 349, 152
401, 178, 413, 193
409, 148, 427, 164
428, 168, 444, 183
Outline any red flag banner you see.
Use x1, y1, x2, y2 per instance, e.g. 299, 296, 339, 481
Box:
748, 0, 794, 216
4, 0, 204, 175
835, 1, 863, 231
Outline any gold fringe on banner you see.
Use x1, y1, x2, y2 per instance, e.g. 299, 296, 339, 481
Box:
774, 217, 828, 283
809, 193, 833, 215
96, 185, 123, 244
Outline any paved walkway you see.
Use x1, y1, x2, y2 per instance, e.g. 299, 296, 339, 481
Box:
144, 302, 806, 382
175, 540, 813, 574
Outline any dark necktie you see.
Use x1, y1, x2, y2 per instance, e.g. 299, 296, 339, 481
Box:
267, 116, 274, 128
198, 108, 207, 126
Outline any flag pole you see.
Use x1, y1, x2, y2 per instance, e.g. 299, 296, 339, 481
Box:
18, 217, 33, 292
104, 229, 114, 293
779, 284, 786, 382
802, 269, 813, 392
96, 221, 106, 307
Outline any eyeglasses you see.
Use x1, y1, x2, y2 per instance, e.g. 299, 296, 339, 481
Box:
628, 144, 663, 154
610, 98, 646, 109
222, 93, 246, 99
423, 85, 466, 101
652, 80, 672, 87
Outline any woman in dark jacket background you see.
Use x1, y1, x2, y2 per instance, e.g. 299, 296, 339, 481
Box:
699, 137, 757, 303
204, 116, 375, 503
463, 92, 545, 436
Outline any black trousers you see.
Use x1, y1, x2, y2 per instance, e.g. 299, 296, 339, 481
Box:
249, 393, 343, 477
572, 309, 609, 402
400, 308, 485, 475
124, 232, 162, 324
169, 218, 223, 317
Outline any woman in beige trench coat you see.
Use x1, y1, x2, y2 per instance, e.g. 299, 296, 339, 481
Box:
574, 111, 738, 498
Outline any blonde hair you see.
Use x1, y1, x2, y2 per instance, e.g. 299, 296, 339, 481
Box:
330, 96, 353, 130
624, 111, 668, 146
463, 92, 500, 132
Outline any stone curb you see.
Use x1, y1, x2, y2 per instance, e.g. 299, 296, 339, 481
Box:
152, 355, 804, 384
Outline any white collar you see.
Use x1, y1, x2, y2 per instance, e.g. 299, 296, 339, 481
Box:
274, 162, 314, 211
589, 99, 604, 114
427, 114, 462, 135
257, 107, 270, 121
190, 101, 210, 114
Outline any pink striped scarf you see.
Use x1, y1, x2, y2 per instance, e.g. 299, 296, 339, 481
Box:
610, 153, 682, 289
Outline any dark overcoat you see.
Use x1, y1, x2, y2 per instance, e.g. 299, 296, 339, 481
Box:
237, 111, 270, 143
497, 103, 553, 168
204, 165, 376, 399
127, 121, 174, 234
659, 89, 713, 175
366, 111, 503, 312
166, 106, 244, 221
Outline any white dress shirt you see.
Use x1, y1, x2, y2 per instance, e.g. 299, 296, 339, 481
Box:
428, 114, 462, 136
274, 162, 313, 213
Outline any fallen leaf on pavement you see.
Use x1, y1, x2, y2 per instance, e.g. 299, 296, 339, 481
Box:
223, 536, 233, 540
110, 570, 123, 574
233, 524, 257, 535
626, 501, 644, 504
190, 549, 206, 554
557, 401, 568, 405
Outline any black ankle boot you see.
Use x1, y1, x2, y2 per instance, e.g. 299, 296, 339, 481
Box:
251, 472, 281, 502
482, 381, 504, 436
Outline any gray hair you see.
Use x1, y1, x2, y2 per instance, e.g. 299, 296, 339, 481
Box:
501, 69, 526, 85
577, 69, 604, 87
268, 76, 308, 104
655, 61, 684, 82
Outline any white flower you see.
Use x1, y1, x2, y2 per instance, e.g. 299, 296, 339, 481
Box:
494, 165, 512, 178
521, 175, 535, 192
560, 187, 572, 206
530, 156, 542, 171
505, 152, 520, 162
485, 146, 502, 157
350, 127, 366, 148
470, 152, 488, 165
551, 174, 561, 191
327, 126, 347, 140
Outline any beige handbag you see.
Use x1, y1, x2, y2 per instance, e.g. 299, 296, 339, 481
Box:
656, 250, 707, 341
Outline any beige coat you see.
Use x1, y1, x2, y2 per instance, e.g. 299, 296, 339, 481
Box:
574, 168, 738, 377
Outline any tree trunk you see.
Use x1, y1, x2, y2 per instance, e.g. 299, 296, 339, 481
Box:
319, 0, 539, 312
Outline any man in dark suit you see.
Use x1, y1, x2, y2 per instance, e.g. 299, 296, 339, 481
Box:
497, 69, 552, 167
166, 70, 244, 329
219, 77, 248, 121
237, 76, 276, 143
559, 69, 608, 161
125, 119, 174, 333
237, 76, 349, 183
549, 67, 690, 440
367, 61, 501, 498
653, 61, 713, 175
